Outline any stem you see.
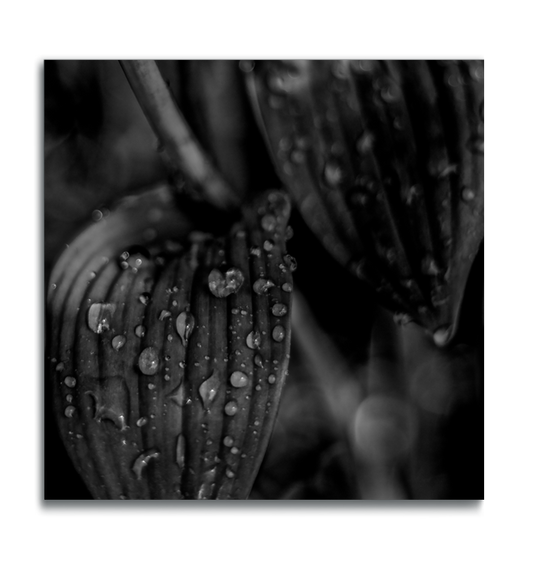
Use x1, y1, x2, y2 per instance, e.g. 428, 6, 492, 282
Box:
120, 60, 238, 211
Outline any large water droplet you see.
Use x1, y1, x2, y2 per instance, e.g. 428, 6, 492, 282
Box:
176, 310, 195, 346
246, 330, 261, 350
87, 303, 116, 334
135, 325, 146, 338
64, 376, 77, 388
225, 401, 238, 416
198, 371, 221, 409
230, 371, 249, 388
208, 268, 245, 298
112, 335, 126, 351
272, 325, 286, 342
281, 282, 293, 293
132, 448, 160, 479
176, 434, 186, 468
271, 303, 288, 317
263, 240, 273, 252
253, 278, 275, 294
268, 374, 276, 384
138, 347, 159, 376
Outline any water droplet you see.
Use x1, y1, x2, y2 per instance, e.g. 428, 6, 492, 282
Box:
254, 354, 264, 368
226, 468, 235, 478
272, 325, 286, 342
263, 240, 273, 252
176, 310, 195, 346
268, 374, 276, 384
433, 325, 452, 347
261, 214, 277, 232
66, 394, 73, 403
159, 310, 172, 321
87, 303, 116, 334
253, 278, 275, 294
139, 292, 151, 305
55, 361, 64, 372
112, 335, 126, 351
281, 283, 293, 293
199, 372, 221, 409
64, 376, 76, 388
250, 246, 261, 257
176, 434, 185, 468
132, 448, 160, 479
136, 417, 148, 427
148, 383, 156, 390
92, 209, 103, 222
246, 330, 261, 350
135, 324, 146, 338
272, 303, 288, 317
208, 268, 245, 298
230, 371, 249, 388
225, 401, 238, 416
462, 187, 476, 202
223, 436, 234, 447
323, 158, 347, 189
64, 405, 76, 418
138, 347, 159, 376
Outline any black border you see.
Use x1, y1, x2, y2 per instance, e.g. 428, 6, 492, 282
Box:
30, 51, 487, 521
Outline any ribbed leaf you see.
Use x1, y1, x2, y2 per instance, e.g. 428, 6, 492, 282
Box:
246, 60, 483, 345
47, 187, 293, 499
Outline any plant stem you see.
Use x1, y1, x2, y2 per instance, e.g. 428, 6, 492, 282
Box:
120, 60, 238, 211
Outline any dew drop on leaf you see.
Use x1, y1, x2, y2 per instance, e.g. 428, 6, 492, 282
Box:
64, 376, 76, 388
272, 325, 286, 342
225, 401, 239, 416
112, 335, 126, 351
138, 347, 159, 376
268, 374, 276, 384
253, 278, 275, 294
134, 325, 146, 338
246, 330, 261, 350
176, 310, 195, 346
87, 303, 116, 334
230, 371, 249, 388
198, 372, 221, 409
223, 436, 234, 447
272, 303, 288, 317
64, 405, 76, 418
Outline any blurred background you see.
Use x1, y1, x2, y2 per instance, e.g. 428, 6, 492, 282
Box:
44, 60, 483, 500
